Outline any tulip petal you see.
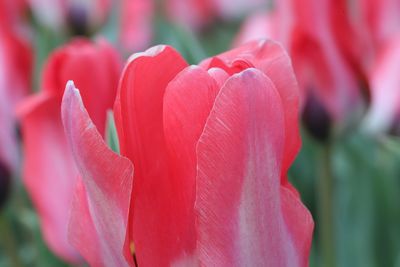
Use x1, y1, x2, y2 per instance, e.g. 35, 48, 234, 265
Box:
162, 66, 220, 265
280, 186, 314, 267
68, 179, 103, 266
195, 68, 313, 267
115, 46, 195, 266
163, 66, 220, 174
62, 82, 134, 267
115, 45, 188, 159
207, 67, 230, 88
202, 40, 301, 189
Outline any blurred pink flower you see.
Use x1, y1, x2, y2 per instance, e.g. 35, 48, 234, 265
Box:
356, 0, 400, 50
235, 0, 363, 123
332, 0, 400, 132
0, 1, 32, 173
17, 38, 121, 263
363, 37, 400, 134
119, 0, 154, 51
344, 0, 400, 133
0, 0, 29, 27
165, 0, 215, 29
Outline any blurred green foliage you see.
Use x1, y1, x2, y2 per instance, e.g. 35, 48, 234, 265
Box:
290, 130, 400, 267
0, 179, 69, 267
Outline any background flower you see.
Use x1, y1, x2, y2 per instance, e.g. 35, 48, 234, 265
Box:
17, 38, 121, 263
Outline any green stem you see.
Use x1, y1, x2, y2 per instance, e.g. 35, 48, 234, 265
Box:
0, 214, 23, 267
318, 143, 336, 267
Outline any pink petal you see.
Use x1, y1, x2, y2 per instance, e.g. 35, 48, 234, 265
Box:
195, 68, 313, 267
162, 66, 220, 265
163, 66, 220, 184
202, 40, 301, 190
68, 179, 103, 266
62, 82, 134, 267
115, 45, 196, 266
207, 67, 230, 88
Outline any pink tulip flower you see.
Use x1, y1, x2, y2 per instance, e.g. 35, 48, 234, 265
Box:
62, 40, 314, 266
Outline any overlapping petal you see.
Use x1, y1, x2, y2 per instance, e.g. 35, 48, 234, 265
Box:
162, 66, 221, 265
115, 45, 197, 266
195, 68, 313, 267
202, 40, 301, 190
62, 82, 133, 267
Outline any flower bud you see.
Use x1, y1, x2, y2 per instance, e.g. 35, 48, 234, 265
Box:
303, 91, 331, 142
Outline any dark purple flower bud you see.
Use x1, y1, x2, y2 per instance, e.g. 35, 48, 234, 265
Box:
302, 91, 331, 142
67, 5, 88, 36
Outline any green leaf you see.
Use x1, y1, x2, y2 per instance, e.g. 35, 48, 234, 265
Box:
106, 110, 120, 154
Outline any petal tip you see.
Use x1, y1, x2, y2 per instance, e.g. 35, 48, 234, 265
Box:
65, 80, 79, 97
126, 45, 171, 65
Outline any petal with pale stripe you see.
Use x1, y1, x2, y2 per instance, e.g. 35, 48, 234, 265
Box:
195, 68, 313, 267
62, 82, 134, 267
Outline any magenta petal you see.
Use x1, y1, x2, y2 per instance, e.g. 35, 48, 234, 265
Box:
62, 82, 134, 267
